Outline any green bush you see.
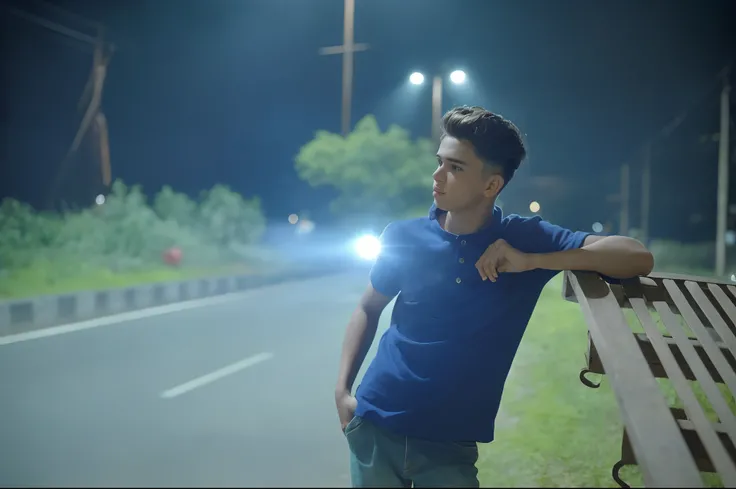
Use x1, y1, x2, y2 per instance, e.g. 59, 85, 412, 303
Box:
0, 180, 270, 296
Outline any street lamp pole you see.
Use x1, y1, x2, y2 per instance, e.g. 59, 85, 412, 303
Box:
410, 70, 466, 144
431, 75, 443, 144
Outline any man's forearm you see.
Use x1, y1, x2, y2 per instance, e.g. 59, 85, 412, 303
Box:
335, 306, 380, 395
531, 236, 654, 279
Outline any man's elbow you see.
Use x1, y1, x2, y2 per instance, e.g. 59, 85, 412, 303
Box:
638, 249, 655, 276
627, 237, 655, 275
615, 236, 654, 276
604, 251, 654, 279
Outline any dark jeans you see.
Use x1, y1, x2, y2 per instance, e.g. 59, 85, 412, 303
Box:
344, 416, 479, 488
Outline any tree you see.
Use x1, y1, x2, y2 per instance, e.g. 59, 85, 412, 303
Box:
0, 198, 62, 268
59, 180, 161, 268
295, 115, 436, 218
198, 184, 266, 248
0, 176, 274, 281
153, 185, 197, 227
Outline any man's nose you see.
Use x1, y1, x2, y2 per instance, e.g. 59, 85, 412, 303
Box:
433, 166, 445, 182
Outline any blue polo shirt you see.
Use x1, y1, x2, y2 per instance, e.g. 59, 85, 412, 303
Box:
353, 204, 590, 443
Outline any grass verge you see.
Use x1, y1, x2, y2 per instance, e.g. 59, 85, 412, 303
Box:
0, 258, 294, 300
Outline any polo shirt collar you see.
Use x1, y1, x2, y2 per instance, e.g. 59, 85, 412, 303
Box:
428, 203, 502, 237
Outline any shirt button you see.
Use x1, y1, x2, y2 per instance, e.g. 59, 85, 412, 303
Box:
459, 258, 465, 264
456, 277, 462, 284
460, 240, 467, 246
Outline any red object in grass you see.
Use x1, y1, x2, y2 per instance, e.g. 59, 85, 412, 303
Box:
163, 247, 183, 266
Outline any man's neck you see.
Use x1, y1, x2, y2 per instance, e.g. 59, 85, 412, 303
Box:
441, 203, 495, 236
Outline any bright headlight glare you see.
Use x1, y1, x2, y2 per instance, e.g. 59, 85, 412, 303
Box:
354, 234, 381, 260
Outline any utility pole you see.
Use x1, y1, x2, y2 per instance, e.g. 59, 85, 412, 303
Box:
318, 0, 369, 136
48, 26, 114, 206
640, 143, 651, 245
620, 163, 629, 236
4, 2, 113, 207
716, 67, 731, 277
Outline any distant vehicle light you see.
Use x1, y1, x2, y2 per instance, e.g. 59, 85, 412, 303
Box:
297, 219, 315, 234
353, 234, 381, 261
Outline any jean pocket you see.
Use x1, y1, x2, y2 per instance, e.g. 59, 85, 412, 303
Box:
342, 415, 364, 436
451, 440, 479, 463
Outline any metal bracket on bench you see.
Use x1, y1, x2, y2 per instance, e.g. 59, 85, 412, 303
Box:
580, 333, 604, 389
612, 460, 630, 488
579, 368, 601, 388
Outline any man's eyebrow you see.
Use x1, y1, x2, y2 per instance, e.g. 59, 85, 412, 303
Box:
436, 155, 468, 166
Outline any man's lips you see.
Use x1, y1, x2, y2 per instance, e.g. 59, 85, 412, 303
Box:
433, 187, 444, 194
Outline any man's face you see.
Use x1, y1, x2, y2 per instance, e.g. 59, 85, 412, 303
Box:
432, 136, 503, 211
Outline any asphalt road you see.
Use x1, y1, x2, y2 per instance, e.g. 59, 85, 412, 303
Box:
0, 271, 388, 488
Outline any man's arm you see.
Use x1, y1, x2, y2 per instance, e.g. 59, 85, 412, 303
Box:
476, 218, 655, 281
335, 286, 393, 397
335, 222, 403, 429
531, 234, 654, 279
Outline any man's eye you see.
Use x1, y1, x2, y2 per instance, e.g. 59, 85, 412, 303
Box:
452, 165, 463, 172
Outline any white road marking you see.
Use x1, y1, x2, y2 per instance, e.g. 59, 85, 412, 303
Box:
160, 352, 274, 399
0, 291, 249, 347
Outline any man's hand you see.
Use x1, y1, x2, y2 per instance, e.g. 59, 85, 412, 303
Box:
475, 239, 534, 282
335, 390, 358, 431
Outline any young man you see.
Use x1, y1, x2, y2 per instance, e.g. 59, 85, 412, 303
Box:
334, 106, 654, 488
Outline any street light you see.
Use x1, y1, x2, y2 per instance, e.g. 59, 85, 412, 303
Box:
407, 69, 468, 142
450, 70, 466, 85
409, 72, 424, 85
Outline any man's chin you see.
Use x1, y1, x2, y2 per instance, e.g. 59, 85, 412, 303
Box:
432, 195, 455, 213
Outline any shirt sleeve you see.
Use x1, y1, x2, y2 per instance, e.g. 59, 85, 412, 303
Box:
527, 217, 591, 254
508, 216, 592, 284
528, 220, 620, 284
369, 222, 403, 298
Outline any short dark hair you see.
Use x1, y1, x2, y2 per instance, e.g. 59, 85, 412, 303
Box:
440, 106, 526, 185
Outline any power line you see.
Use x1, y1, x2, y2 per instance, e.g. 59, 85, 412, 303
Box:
623, 59, 734, 167
28, 0, 103, 31
1, 2, 97, 46
616, 60, 733, 241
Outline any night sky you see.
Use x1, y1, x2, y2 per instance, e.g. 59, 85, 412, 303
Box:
2, 0, 735, 241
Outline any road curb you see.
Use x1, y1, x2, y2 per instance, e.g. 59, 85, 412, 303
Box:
0, 266, 343, 339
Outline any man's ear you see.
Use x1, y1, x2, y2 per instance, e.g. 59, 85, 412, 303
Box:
483, 174, 505, 198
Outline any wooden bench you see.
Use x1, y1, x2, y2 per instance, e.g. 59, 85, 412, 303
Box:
562, 271, 736, 488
